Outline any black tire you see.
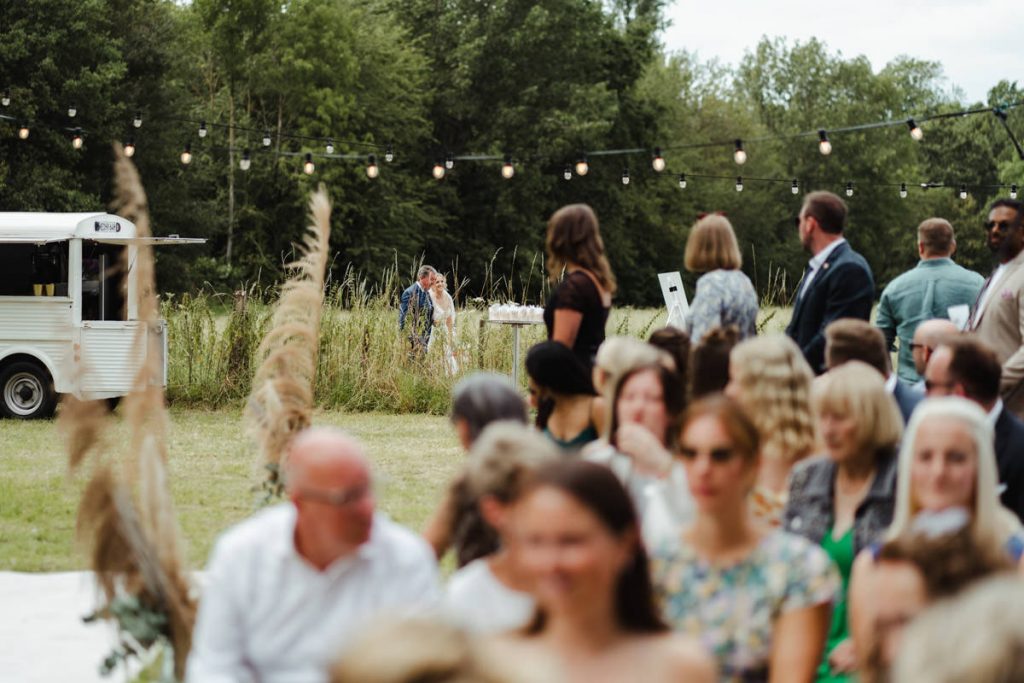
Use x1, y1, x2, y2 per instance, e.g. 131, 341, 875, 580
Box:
0, 360, 58, 419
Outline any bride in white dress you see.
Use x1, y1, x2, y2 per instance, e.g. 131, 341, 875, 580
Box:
428, 274, 459, 374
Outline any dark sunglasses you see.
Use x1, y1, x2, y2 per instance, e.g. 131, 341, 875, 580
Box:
985, 219, 1019, 231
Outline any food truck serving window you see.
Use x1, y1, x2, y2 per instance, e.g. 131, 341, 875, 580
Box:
0, 242, 69, 296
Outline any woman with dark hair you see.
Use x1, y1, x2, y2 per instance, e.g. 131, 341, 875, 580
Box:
653, 395, 838, 683
585, 359, 694, 547
422, 373, 529, 565
544, 204, 615, 371
492, 459, 715, 682
526, 341, 604, 452
688, 325, 741, 400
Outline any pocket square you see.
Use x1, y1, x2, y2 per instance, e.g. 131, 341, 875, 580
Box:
1001, 289, 1015, 301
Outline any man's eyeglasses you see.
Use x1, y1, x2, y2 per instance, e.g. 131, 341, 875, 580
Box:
985, 220, 1020, 231
297, 484, 371, 506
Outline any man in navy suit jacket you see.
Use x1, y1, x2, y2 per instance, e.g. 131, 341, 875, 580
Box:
925, 336, 1024, 522
824, 318, 923, 424
786, 191, 875, 374
399, 265, 436, 356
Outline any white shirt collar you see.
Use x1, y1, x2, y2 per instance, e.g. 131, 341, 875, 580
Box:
809, 237, 847, 270
988, 399, 1004, 426
885, 373, 898, 394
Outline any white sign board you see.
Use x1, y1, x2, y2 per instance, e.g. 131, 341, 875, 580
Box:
658, 272, 689, 330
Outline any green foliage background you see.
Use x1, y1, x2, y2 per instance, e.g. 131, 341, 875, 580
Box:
1, 0, 1021, 304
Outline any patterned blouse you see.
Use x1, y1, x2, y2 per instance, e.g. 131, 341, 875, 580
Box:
651, 530, 840, 683
685, 269, 759, 342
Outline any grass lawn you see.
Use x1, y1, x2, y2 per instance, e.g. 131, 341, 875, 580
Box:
0, 408, 462, 572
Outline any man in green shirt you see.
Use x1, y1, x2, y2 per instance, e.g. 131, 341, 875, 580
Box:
876, 218, 984, 383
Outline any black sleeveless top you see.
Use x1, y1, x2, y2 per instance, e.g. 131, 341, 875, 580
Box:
543, 270, 610, 371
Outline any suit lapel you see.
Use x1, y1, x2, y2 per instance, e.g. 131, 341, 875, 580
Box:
974, 251, 1024, 329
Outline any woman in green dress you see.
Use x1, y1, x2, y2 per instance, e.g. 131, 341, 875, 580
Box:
782, 362, 904, 681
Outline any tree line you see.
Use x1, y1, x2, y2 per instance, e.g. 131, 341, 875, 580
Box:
1, 0, 1021, 305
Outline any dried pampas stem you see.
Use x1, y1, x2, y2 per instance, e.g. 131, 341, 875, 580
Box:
246, 185, 332, 495
68, 143, 196, 681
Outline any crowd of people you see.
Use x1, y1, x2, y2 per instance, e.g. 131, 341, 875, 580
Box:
186, 193, 1024, 683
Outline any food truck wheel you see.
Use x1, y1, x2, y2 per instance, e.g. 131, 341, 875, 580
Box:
0, 361, 57, 419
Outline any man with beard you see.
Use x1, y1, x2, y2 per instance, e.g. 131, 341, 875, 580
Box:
786, 190, 875, 373
969, 199, 1024, 418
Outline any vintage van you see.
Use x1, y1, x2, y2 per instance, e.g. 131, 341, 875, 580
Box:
0, 212, 202, 418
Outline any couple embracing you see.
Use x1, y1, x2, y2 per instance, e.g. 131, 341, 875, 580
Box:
398, 265, 458, 372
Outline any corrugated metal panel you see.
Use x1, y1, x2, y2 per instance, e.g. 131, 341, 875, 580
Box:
0, 300, 74, 341
80, 325, 146, 393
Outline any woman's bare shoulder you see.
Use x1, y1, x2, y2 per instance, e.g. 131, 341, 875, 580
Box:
647, 633, 717, 682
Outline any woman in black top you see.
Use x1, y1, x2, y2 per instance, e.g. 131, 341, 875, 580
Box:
543, 204, 615, 371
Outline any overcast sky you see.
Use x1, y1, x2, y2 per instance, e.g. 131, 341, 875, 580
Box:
659, 0, 1023, 104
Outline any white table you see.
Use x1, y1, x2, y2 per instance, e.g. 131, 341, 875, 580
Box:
486, 319, 544, 388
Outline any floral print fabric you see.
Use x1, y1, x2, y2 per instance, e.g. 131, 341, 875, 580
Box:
651, 529, 840, 682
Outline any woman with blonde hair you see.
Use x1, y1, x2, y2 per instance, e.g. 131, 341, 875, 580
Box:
544, 204, 615, 371
726, 334, 817, 525
442, 423, 559, 634
848, 397, 1024, 676
683, 214, 759, 342
782, 362, 903, 681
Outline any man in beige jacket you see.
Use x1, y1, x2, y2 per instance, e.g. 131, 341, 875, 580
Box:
969, 198, 1024, 417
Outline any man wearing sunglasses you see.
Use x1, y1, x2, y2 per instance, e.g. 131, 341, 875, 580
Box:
969, 199, 1024, 418
188, 428, 440, 682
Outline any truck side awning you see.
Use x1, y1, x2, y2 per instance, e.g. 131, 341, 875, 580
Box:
92, 236, 206, 246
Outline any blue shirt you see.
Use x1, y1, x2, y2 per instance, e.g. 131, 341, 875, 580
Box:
875, 258, 985, 382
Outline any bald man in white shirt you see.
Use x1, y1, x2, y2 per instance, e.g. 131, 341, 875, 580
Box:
187, 428, 440, 683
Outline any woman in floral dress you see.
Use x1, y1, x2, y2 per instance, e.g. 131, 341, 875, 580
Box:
651, 395, 839, 682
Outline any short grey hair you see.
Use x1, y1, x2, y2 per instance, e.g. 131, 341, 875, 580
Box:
417, 265, 437, 280
451, 373, 527, 444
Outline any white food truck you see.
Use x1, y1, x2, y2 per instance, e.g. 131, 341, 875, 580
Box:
0, 212, 202, 419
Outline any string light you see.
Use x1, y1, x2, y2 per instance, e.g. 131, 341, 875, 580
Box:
198, 120, 207, 138
445, 153, 454, 170
575, 155, 589, 176
621, 168, 630, 186
563, 166, 572, 181
959, 184, 968, 199
303, 153, 315, 175
180, 143, 192, 165
325, 139, 334, 154
262, 131, 272, 147
1, 90, 9, 107
71, 130, 83, 149
68, 104, 77, 118
432, 161, 445, 179
845, 182, 854, 197
239, 149, 251, 171
1012, 184, 1019, 200
678, 173, 687, 189
735, 176, 743, 192
734, 139, 747, 165
791, 179, 799, 195
17, 122, 29, 139
900, 182, 907, 198
132, 111, 142, 128
124, 138, 135, 158
818, 129, 832, 155
366, 154, 379, 179
384, 144, 394, 163
907, 119, 923, 141
501, 155, 514, 179
651, 148, 665, 172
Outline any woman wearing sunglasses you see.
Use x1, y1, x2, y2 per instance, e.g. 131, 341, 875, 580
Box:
652, 396, 838, 682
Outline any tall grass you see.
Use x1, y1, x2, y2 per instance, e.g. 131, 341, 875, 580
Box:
163, 261, 791, 415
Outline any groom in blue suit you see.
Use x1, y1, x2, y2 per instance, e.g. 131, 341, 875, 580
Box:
786, 191, 875, 374
399, 265, 437, 357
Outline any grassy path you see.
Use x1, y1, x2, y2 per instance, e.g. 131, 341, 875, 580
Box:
0, 408, 461, 572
